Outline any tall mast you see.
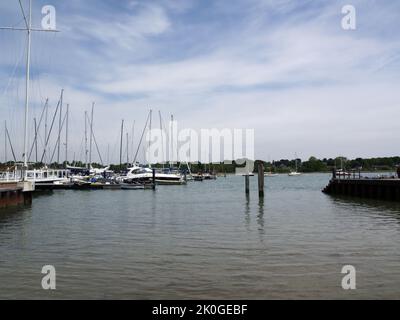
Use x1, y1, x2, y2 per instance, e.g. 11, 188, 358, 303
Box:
89, 102, 94, 168
126, 132, 129, 165
6, 125, 17, 163
148, 109, 152, 168
130, 121, 135, 165
107, 144, 110, 166
84, 111, 88, 168
119, 120, 124, 168
170, 114, 174, 167
34, 117, 38, 163
4, 121, 7, 163
44, 98, 48, 165
1, 0, 59, 168
65, 104, 69, 165
22, 0, 32, 168
57, 89, 64, 163
159, 111, 164, 168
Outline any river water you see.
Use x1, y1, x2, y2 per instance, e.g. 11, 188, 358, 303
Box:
0, 173, 399, 299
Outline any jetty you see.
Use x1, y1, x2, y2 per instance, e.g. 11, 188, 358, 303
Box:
34, 182, 154, 191
322, 170, 400, 201
0, 181, 34, 208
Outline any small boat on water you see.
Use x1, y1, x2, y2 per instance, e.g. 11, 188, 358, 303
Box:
288, 156, 302, 176
264, 172, 279, 177
203, 172, 217, 180
193, 174, 204, 181
102, 182, 122, 190
156, 168, 187, 185
120, 182, 153, 190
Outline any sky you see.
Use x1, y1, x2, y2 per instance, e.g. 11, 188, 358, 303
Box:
0, 0, 400, 164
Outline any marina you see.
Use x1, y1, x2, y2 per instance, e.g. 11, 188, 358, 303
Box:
0, 0, 400, 303
1, 173, 400, 299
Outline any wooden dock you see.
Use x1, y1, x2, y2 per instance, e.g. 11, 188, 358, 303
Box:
0, 181, 34, 208
34, 182, 154, 191
323, 172, 400, 201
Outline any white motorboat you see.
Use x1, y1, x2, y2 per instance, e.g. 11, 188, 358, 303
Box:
119, 166, 186, 185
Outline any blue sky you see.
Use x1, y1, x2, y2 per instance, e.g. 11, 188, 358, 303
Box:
1, 0, 400, 163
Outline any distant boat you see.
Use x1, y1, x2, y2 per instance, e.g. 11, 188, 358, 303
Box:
120, 181, 153, 190
335, 169, 351, 178
264, 172, 278, 177
193, 174, 204, 181
288, 156, 302, 176
203, 172, 217, 180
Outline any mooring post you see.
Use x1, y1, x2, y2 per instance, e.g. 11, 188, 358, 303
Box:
258, 162, 264, 198
245, 175, 250, 195
152, 168, 156, 190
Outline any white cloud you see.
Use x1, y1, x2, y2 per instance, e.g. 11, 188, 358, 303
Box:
1, 0, 400, 162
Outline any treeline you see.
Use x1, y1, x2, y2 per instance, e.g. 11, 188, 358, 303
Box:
261, 156, 400, 173
1, 156, 399, 173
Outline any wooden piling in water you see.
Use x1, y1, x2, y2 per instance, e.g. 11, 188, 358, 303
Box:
152, 168, 156, 190
258, 162, 264, 198
245, 175, 250, 195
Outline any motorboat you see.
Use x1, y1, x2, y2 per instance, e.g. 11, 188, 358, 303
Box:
120, 166, 186, 185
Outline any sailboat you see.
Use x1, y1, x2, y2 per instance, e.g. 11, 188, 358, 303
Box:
0, 0, 65, 185
288, 156, 302, 176
151, 112, 186, 185
122, 112, 186, 186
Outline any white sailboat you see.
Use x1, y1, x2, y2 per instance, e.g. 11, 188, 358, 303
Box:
0, 0, 62, 186
144, 112, 186, 185
288, 156, 302, 176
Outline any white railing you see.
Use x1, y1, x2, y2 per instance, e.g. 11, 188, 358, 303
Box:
0, 168, 19, 182
0, 169, 70, 182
